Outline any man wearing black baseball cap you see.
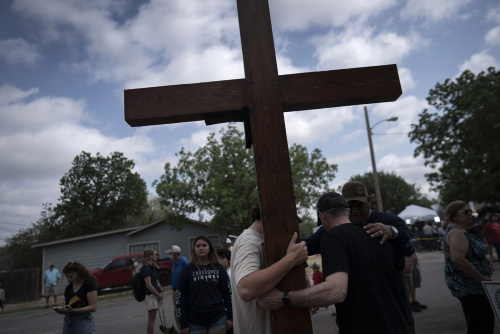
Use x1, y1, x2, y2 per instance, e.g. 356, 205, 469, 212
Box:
307, 181, 415, 255
258, 191, 409, 333
304, 180, 417, 332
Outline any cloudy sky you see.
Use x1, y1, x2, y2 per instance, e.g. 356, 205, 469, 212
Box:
1, 0, 499, 244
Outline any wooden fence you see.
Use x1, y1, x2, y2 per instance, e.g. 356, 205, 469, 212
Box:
0, 267, 41, 303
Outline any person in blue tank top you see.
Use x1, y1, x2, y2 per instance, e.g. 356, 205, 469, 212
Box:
443, 200, 493, 333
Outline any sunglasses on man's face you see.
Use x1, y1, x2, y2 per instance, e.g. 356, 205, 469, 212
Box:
459, 209, 472, 215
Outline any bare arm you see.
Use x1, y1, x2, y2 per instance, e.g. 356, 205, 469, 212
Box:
144, 276, 164, 299
448, 229, 491, 282
258, 272, 348, 310
237, 232, 308, 302
404, 254, 416, 274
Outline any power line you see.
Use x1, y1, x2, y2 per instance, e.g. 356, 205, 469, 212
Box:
0, 221, 32, 227
0, 226, 18, 233
372, 132, 409, 136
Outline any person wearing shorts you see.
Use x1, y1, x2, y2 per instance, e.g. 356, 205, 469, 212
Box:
404, 254, 427, 313
141, 249, 164, 334
43, 263, 61, 308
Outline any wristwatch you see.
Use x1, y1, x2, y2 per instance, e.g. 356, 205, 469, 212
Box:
282, 291, 291, 307
390, 226, 399, 239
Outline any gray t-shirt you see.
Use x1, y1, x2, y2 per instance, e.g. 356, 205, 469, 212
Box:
231, 228, 272, 334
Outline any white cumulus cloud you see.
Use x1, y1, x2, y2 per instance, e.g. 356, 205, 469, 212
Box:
457, 51, 499, 76
401, 0, 473, 22
0, 38, 41, 66
311, 27, 427, 70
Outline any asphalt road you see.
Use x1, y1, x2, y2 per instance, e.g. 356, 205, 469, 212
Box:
1, 251, 499, 333
310, 251, 500, 334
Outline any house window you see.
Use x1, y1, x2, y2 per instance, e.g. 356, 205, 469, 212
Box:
188, 235, 220, 256
129, 243, 159, 255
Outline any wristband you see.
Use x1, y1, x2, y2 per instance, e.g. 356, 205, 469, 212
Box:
390, 226, 399, 239
282, 291, 291, 307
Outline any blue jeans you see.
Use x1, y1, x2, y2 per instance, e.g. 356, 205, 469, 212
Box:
62, 312, 95, 334
189, 315, 226, 334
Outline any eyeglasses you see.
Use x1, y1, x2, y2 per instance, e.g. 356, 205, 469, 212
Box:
153, 253, 158, 256
459, 209, 472, 215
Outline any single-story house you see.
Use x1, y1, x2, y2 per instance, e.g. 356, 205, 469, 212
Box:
32, 218, 226, 294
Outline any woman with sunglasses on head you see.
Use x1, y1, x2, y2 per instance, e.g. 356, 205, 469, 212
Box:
443, 201, 494, 333
142, 249, 164, 334
60, 261, 98, 334
176, 235, 233, 334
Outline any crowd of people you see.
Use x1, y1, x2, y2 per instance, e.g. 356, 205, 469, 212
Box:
20, 179, 496, 334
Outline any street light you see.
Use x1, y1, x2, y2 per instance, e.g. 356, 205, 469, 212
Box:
363, 106, 398, 212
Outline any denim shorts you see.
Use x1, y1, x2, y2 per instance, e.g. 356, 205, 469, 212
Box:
62, 312, 95, 334
189, 315, 226, 334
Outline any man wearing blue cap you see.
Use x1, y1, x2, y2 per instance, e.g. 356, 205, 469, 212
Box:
43, 263, 61, 308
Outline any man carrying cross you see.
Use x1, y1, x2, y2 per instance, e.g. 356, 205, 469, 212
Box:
231, 204, 308, 334
125, 1, 401, 332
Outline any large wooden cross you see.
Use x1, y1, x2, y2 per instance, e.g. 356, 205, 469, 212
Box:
125, 1, 401, 333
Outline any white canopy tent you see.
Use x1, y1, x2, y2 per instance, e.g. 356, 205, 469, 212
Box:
397, 205, 440, 225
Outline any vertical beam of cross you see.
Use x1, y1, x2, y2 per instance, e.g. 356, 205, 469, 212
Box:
236, 1, 313, 332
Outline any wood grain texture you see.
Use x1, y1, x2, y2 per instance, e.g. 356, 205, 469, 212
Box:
280, 64, 402, 111
125, 79, 247, 126
124, 65, 401, 127
236, 0, 313, 332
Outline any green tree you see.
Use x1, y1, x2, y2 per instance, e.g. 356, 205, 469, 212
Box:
4, 204, 54, 269
298, 215, 317, 239
409, 67, 500, 205
349, 171, 434, 214
154, 124, 337, 234
45, 151, 148, 239
5, 225, 44, 269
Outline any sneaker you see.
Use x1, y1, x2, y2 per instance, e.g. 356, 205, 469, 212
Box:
412, 301, 427, 310
410, 303, 422, 312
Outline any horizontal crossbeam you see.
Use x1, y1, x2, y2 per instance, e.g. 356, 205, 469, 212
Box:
125, 64, 401, 127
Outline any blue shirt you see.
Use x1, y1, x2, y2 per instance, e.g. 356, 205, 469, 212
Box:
44, 268, 61, 286
172, 256, 189, 289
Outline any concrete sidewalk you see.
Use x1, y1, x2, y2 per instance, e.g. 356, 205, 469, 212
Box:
2, 286, 141, 313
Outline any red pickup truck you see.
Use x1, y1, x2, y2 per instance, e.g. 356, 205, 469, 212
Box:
91, 253, 172, 292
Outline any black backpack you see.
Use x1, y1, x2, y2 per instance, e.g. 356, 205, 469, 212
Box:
131, 267, 146, 302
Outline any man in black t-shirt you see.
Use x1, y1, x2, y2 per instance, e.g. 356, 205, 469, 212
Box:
304, 180, 416, 332
258, 192, 409, 334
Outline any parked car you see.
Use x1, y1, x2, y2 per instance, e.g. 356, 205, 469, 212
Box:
91, 253, 172, 292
